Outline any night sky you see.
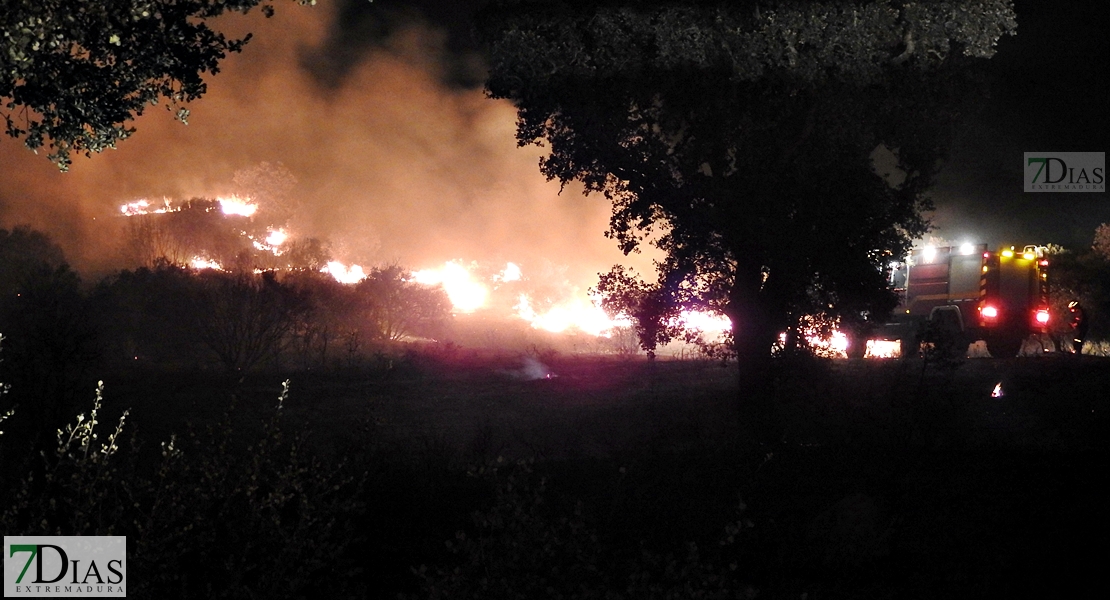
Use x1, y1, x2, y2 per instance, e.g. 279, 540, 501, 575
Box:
0, 0, 1106, 273
307, 0, 1110, 248
927, 0, 1109, 248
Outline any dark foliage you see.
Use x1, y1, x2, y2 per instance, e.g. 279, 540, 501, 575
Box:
1, 0, 316, 169
0, 226, 97, 446
477, 0, 1015, 365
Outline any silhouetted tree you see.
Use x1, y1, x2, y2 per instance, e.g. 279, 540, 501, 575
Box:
0, 227, 96, 446
1, 0, 316, 169
92, 262, 206, 369
280, 269, 354, 369
192, 270, 310, 373
357, 266, 453, 342
479, 0, 1015, 436
0, 226, 67, 293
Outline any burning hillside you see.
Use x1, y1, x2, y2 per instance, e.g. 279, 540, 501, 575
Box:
111, 189, 739, 345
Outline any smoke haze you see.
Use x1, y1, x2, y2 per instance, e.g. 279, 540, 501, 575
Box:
0, 3, 656, 290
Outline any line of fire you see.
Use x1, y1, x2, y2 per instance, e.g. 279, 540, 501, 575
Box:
115, 192, 1061, 360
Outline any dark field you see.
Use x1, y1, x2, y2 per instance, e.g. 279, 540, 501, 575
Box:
6, 352, 1107, 598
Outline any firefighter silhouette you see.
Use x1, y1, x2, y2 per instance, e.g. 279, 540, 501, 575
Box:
1068, 300, 1088, 354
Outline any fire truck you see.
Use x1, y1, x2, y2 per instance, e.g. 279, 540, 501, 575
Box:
877, 244, 1052, 357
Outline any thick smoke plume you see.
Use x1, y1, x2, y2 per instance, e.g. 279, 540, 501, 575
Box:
0, 4, 655, 290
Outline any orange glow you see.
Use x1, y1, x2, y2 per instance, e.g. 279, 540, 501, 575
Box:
265, 228, 288, 246
252, 228, 289, 255
515, 294, 628, 336
190, 257, 224, 270
676, 310, 732, 333
322, 261, 366, 284
120, 198, 172, 215
865, 340, 902, 358
495, 262, 522, 282
412, 261, 488, 312
776, 325, 849, 358
217, 195, 258, 217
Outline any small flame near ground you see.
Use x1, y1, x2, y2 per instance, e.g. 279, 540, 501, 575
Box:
865, 340, 902, 359
991, 382, 1004, 398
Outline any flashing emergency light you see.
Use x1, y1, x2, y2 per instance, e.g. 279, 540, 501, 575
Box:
1022, 252, 1035, 260
960, 243, 975, 255
981, 306, 999, 319
1035, 309, 1050, 324
1001, 249, 1014, 258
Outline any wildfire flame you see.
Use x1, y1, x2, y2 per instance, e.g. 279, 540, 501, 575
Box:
865, 340, 902, 359
322, 261, 367, 284
676, 310, 732, 334
190, 257, 224, 271
120, 198, 172, 215
265, 228, 288, 246
217, 195, 258, 217
411, 261, 490, 313
495, 262, 522, 282
776, 328, 850, 358
252, 228, 289, 255
514, 294, 630, 337
111, 192, 859, 353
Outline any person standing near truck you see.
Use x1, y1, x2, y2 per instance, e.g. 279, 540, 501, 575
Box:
1068, 300, 1089, 354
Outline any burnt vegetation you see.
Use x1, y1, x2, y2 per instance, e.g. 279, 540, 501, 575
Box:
0, 224, 1107, 599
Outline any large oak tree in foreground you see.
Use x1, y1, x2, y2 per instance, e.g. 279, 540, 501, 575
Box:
478, 0, 1015, 435
1, 0, 314, 170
